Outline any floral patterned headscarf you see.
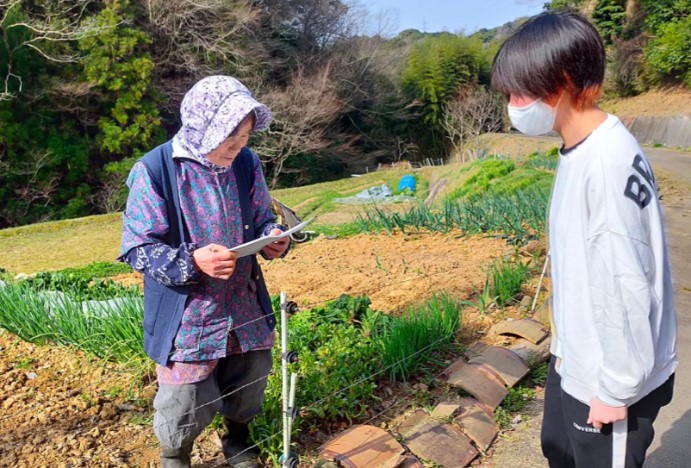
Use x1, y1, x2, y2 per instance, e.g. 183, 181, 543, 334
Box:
175, 76, 272, 161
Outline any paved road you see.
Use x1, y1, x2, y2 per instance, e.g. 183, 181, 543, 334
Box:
643, 148, 691, 468
487, 146, 691, 468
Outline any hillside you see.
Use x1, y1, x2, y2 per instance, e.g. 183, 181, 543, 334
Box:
0, 159, 509, 274
601, 87, 691, 118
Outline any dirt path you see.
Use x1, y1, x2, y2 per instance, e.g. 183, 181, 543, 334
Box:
485, 147, 691, 467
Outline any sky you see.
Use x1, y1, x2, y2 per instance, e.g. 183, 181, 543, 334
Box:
364, 0, 546, 35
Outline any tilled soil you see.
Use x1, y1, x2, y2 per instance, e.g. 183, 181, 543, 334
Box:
113, 232, 517, 313
0, 232, 539, 466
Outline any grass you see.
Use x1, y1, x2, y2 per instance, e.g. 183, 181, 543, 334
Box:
0, 213, 122, 274
377, 294, 463, 381
271, 168, 427, 219
0, 166, 472, 274
489, 257, 530, 308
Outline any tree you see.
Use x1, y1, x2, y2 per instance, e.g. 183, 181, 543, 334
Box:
0, 1, 98, 226
593, 0, 627, 45
441, 87, 504, 162
544, 0, 586, 11
79, 0, 162, 157
142, 0, 263, 115
401, 34, 489, 157
258, 0, 354, 56
0, 0, 100, 100
252, 65, 344, 188
645, 14, 691, 86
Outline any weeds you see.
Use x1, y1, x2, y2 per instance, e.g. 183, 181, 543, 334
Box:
494, 385, 537, 429
526, 362, 549, 387
14, 356, 34, 370
489, 258, 530, 308
129, 413, 153, 426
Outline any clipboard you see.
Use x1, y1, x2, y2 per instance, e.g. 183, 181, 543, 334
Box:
229, 218, 314, 258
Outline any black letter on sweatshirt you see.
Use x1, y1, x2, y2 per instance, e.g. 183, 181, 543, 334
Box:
624, 175, 652, 209
632, 154, 655, 187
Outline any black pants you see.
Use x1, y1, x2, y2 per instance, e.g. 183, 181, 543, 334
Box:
541, 356, 674, 468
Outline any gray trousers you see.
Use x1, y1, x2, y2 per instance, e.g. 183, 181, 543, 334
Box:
153, 350, 273, 451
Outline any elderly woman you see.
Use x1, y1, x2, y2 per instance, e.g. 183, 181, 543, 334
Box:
119, 76, 289, 468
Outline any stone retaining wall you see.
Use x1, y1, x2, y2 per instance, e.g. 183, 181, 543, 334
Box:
621, 116, 691, 148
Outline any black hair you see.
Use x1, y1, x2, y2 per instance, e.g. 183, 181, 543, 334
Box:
491, 11, 605, 108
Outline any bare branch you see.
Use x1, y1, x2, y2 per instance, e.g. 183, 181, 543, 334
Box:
0, 0, 108, 99
253, 65, 345, 187
143, 0, 262, 111
442, 87, 505, 162
12, 150, 60, 219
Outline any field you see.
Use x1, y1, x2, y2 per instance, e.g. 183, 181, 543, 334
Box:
0, 146, 556, 466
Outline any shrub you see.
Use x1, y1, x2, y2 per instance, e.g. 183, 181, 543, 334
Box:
645, 15, 691, 87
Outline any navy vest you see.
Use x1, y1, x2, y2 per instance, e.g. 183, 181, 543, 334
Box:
139, 140, 275, 365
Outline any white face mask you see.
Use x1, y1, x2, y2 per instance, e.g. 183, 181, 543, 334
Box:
507, 99, 558, 136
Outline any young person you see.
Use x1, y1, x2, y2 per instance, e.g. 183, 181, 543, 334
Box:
490, 11, 677, 468
119, 76, 289, 468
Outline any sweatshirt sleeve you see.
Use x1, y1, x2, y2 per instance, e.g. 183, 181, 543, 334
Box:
585, 153, 658, 406
118, 161, 202, 286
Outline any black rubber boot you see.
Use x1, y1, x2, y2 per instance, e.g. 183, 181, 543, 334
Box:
221, 418, 261, 468
160, 443, 193, 468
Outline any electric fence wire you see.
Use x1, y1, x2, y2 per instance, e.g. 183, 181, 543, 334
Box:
0, 309, 279, 423
300, 329, 458, 416
205, 331, 461, 468
1, 261, 476, 462
5, 254, 478, 423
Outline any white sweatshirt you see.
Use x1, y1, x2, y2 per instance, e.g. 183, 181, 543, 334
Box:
549, 114, 678, 407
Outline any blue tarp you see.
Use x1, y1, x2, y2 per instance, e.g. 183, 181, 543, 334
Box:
397, 175, 416, 193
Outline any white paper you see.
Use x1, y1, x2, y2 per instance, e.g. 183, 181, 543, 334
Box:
229, 218, 314, 258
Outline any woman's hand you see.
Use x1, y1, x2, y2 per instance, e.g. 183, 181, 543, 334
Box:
192, 244, 237, 280
587, 397, 628, 430
261, 229, 290, 259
